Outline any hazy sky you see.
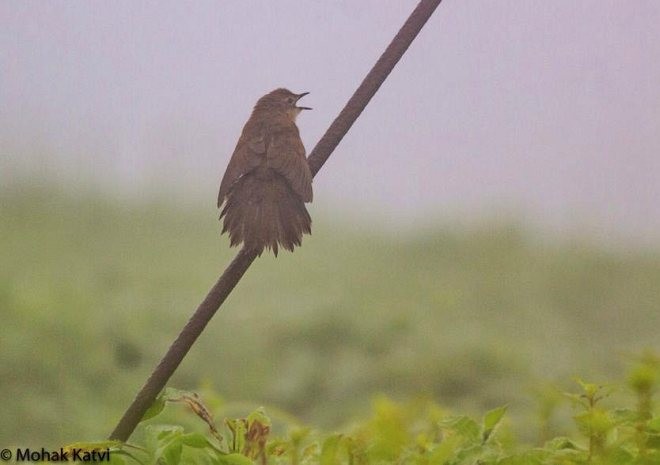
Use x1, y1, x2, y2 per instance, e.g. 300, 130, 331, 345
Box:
2, 1, 659, 242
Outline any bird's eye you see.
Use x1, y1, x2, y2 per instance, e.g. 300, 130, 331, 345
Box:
286, 97, 295, 104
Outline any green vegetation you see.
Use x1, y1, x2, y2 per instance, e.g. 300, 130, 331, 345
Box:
1, 187, 660, 450
55, 354, 660, 464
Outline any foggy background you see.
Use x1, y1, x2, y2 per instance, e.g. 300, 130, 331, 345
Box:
2, 0, 660, 446
3, 0, 659, 244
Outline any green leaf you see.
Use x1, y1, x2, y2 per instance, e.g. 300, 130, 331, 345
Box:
610, 408, 638, 425
225, 418, 247, 453
544, 437, 580, 450
438, 416, 480, 443
214, 453, 254, 465
289, 426, 312, 446
428, 434, 462, 463
562, 392, 586, 407
153, 424, 185, 439
482, 405, 507, 442
61, 441, 123, 453
454, 443, 484, 462
497, 450, 548, 465
108, 456, 126, 465
574, 408, 614, 434
145, 425, 184, 465
159, 438, 183, 465
320, 434, 343, 465
301, 443, 319, 460
181, 432, 212, 449
576, 378, 599, 397
163, 386, 193, 399
246, 407, 271, 428
141, 393, 166, 422
483, 405, 507, 431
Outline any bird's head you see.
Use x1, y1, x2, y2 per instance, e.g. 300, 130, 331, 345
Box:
254, 88, 311, 120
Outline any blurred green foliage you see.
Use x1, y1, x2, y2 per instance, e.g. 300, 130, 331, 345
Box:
1, 187, 660, 446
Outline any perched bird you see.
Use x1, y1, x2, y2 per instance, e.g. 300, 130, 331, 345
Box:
217, 88, 313, 256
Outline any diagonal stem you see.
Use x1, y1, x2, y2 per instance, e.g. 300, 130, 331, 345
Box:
109, 0, 443, 442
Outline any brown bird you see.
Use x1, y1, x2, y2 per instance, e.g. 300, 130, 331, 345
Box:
217, 88, 313, 256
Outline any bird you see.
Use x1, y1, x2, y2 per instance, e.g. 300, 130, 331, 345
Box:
217, 88, 313, 257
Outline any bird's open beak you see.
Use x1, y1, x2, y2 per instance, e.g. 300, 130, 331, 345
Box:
296, 92, 312, 110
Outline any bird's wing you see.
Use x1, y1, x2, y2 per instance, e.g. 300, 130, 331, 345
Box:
217, 125, 266, 207
267, 126, 313, 202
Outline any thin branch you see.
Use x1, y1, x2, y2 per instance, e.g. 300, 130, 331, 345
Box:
109, 0, 443, 442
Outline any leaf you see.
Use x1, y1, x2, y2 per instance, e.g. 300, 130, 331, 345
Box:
497, 450, 548, 465
368, 396, 409, 460
610, 408, 638, 425
574, 408, 614, 434
246, 408, 272, 429
438, 416, 480, 443
159, 438, 183, 465
145, 425, 184, 465
562, 392, 587, 407
153, 424, 185, 439
427, 434, 462, 463
266, 439, 289, 457
215, 452, 254, 465
108, 456, 126, 465
454, 443, 484, 462
320, 434, 343, 465
61, 441, 123, 454
181, 432, 212, 449
483, 405, 507, 431
544, 437, 580, 450
244, 408, 271, 461
482, 405, 507, 442
141, 393, 166, 422
225, 418, 248, 453
301, 443, 318, 460
162, 387, 190, 399
289, 426, 312, 446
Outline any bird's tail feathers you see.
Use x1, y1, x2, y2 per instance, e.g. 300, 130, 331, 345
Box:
220, 172, 311, 256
